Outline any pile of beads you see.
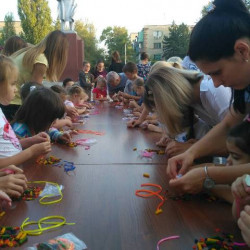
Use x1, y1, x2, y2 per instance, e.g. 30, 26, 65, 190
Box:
13, 186, 42, 201
65, 142, 77, 147
36, 156, 61, 165
0, 226, 27, 247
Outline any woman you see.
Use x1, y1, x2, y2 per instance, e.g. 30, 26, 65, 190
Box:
167, 0, 250, 194
143, 64, 230, 156
1, 30, 71, 120
108, 51, 124, 73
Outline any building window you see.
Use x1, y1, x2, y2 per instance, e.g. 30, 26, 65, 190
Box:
154, 43, 161, 49
154, 54, 162, 60
153, 31, 162, 39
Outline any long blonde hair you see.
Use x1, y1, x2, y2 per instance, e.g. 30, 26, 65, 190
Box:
144, 66, 203, 137
11, 30, 68, 82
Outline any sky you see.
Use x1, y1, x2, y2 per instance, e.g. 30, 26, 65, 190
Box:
0, 0, 209, 38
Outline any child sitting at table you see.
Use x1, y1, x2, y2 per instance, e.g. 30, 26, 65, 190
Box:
118, 62, 141, 104
65, 85, 88, 115
50, 85, 73, 129
129, 77, 144, 111
12, 87, 71, 143
213, 119, 250, 204
62, 78, 74, 90
0, 55, 50, 179
92, 76, 108, 101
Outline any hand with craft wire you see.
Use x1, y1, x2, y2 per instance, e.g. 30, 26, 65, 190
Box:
32, 132, 50, 143
0, 173, 27, 197
59, 132, 72, 144
156, 135, 172, 147
238, 205, 250, 246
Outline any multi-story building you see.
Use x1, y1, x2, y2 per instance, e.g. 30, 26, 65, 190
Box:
135, 24, 193, 61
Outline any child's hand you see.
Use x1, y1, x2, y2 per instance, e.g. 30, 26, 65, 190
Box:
0, 174, 27, 197
232, 175, 250, 201
65, 106, 78, 118
0, 165, 24, 175
31, 132, 50, 144
30, 141, 51, 157
59, 132, 71, 144
63, 119, 73, 128
238, 205, 250, 246
0, 190, 12, 208
127, 119, 141, 128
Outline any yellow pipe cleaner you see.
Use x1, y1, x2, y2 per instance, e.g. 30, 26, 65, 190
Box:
28, 181, 63, 205
21, 216, 75, 236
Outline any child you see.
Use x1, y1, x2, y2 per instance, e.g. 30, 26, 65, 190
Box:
137, 52, 151, 81
92, 76, 107, 101
229, 119, 250, 219
118, 62, 141, 103
65, 85, 88, 115
129, 77, 144, 111
12, 87, 71, 144
0, 55, 48, 196
20, 82, 43, 102
63, 78, 74, 90
93, 59, 107, 84
79, 61, 94, 99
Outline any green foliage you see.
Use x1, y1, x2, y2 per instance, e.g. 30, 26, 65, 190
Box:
74, 20, 104, 67
162, 21, 190, 60
17, 0, 53, 44
0, 13, 16, 45
53, 18, 61, 31
100, 26, 136, 63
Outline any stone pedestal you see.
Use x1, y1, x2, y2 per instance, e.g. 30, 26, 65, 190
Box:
60, 32, 84, 82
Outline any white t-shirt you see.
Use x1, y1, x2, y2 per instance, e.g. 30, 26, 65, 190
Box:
0, 108, 22, 158
64, 100, 75, 108
192, 77, 231, 127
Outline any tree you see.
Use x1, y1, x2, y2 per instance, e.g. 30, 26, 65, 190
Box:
100, 26, 136, 63
0, 13, 16, 45
162, 22, 190, 60
74, 20, 104, 67
17, 0, 52, 44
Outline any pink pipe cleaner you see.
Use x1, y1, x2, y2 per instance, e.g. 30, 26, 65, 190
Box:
156, 236, 180, 250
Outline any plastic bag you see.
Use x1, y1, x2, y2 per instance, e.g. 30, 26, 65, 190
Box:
39, 183, 64, 198
26, 232, 87, 250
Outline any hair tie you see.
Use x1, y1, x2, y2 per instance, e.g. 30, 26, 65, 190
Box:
30, 86, 36, 91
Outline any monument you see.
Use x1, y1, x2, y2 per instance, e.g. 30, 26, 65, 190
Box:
57, 0, 84, 82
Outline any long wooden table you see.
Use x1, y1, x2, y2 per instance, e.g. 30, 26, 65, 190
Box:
2, 102, 248, 249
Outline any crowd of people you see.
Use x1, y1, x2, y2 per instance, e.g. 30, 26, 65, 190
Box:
0, 0, 250, 246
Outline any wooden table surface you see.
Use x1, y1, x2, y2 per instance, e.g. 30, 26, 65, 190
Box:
2, 102, 248, 250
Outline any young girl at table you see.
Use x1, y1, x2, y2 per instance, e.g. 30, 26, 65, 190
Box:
65, 85, 88, 115
12, 87, 71, 143
92, 76, 108, 101
0, 55, 47, 196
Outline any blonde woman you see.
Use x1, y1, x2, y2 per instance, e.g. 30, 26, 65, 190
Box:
144, 65, 231, 157
1, 30, 73, 120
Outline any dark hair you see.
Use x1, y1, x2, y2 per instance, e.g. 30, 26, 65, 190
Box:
63, 78, 73, 87
123, 62, 138, 73
112, 51, 121, 63
51, 84, 67, 95
189, 0, 250, 62
83, 61, 90, 67
12, 88, 65, 133
227, 119, 250, 154
20, 82, 44, 103
189, 0, 250, 114
140, 52, 149, 61
2, 36, 27, 56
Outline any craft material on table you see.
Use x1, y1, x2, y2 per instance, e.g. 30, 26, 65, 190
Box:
157, 236, 180, 250
12, 186, 42, 201
135, 183, 166, 215
0, 226, 28, 247
77, 129, 105, 136
21, 216, 75, 236
193, 230, 247, 249
28, 233, 87, 250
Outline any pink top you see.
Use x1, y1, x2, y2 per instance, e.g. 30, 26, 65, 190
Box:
92, 88, 107, 99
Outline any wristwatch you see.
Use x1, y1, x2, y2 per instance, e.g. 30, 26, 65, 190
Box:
203, 166, 215, 189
